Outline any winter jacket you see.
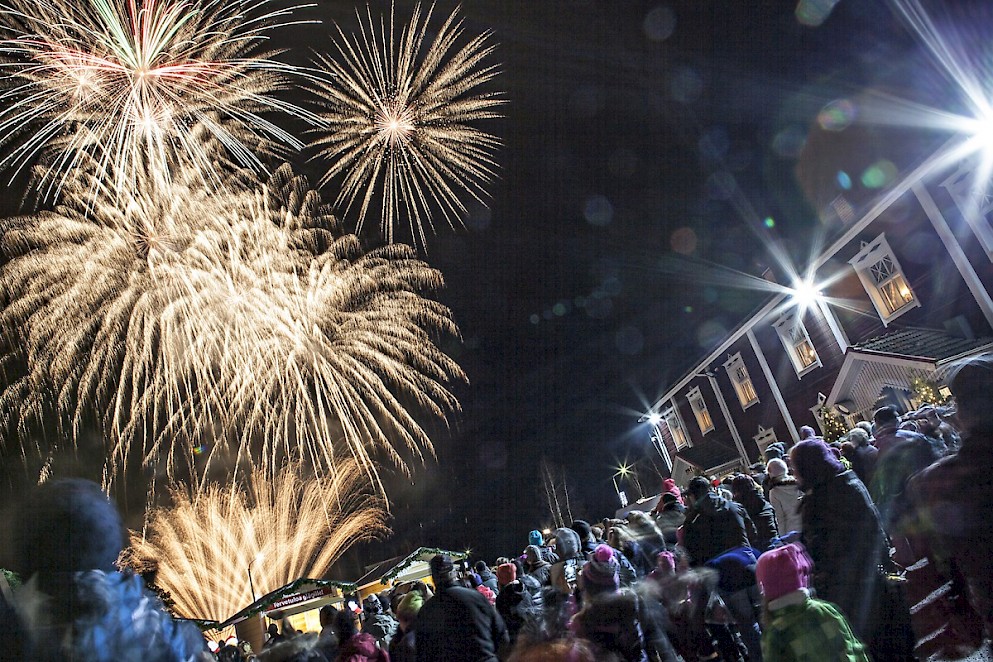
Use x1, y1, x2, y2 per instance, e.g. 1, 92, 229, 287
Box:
549, 527, 586, 594
573, 588, 677, 662
798, 469, 888, 642
761, 591, 871, 662
682, 492, 754, 566
415, 584, 508, 662
518, 572, 544, 613
336, 632, 389, 662
12, 570, 211, 662
908, 438, 993, 641
735, 491, 779, 551
494, 580, 536, 644
388, 628, 415, 662
362, 612, 398, 648
849, 443, 878, 485
653, 503, 686, 546
476, 568, 499, 593
767, 476, 803, 536
869, 432, 942, 532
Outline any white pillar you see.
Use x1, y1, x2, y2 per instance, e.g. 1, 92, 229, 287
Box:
705, 373, 750, 465
747, 329, 800, 442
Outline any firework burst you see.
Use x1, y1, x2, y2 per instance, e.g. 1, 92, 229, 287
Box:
126, 460, 388, 620
0, 0, 317, 200
0, 154, 465, 492
313, 2, 504, 248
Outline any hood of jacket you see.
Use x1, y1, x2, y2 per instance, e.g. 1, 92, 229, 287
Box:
552, 527, 582, 560
693, 491, 739, 518
14, 570, 209, 662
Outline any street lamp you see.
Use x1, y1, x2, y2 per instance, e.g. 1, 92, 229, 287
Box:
248, 552, 264, 603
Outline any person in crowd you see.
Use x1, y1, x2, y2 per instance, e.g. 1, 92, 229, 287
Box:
705, 544, 764, 662
730, 473, 779, 552
416, 555, 508, 662
645, 550, 720, 661
512, 558, 544, 614
764, 441, 787, 464
528, 530, 558, 565
506, 638, 599, 662
869, 405, 944, 533
523, 545, 552, 587
907, 356, 993, 656
790, 438, 915, 661
548, 527, 586, 595
844, 427, 878, 486
765, 458, 802, 537
266, 623, 286, 649
571, 544, 677, 661
681, 475, 755, 567
494, 562, 537, 646
755, 543, 870, 661
333, 608, 388, 662
570, 520, 598, 557
651, 492, 686, 547
474, 561, 499, 593
799, 425, 819, 441
660, 477, 684, 505
361, 594, 398, 649
388, 590, 422, 662
316, 605, 339, 661
603, 524, 640, 586
625, 510, 668, 570
9, 478, 211, 661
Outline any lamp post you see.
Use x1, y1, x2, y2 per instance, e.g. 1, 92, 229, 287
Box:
248, 552, 264, 603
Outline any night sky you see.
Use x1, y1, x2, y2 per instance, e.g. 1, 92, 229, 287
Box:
326, 0, 926, 573
0, 0, 980, 579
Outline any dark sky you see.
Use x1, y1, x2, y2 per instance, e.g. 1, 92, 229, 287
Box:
0, 0, 974, 579
321, 0, 929, 573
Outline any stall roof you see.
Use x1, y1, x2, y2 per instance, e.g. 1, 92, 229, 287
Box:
216, 578, 356, 630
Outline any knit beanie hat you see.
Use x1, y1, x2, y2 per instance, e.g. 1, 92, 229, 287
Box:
790, 439, 844, 490
755, 543, 813, 602
396, 591, 424, 622
529, 530, 544, 547
581, 544, 620, 594
764, 442, 786, 461
766, 458, 788, 479
14, 478, 124, 580
662, 478, 684, 505
496, 562, 517, 587
570, 519, 593, 542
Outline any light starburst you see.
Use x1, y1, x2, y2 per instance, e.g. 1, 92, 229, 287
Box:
0, 0, 318, 200
313, 2, 504, 248
0, 153, 466, 494
125, 461, 388, 620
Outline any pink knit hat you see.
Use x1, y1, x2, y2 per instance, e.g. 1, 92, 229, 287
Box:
755, 543, 813, 602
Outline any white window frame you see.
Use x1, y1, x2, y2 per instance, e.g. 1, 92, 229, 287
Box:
753, 425, 778, 456
848, 233, 920, 326
773, 310, 822, 378
686, 385, 715, 435
723, 352, 759, 410
663, 406, 690, 450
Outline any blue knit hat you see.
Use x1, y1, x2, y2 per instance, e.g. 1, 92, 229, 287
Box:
529, 529, 544, 547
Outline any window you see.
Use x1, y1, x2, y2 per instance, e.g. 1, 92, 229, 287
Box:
663, 408, 690, 450
753, 425, 778, 456
773, 311, 821, 377
723, 352, 759, 409
849, 233, 919, 325
686, 386, 714, 435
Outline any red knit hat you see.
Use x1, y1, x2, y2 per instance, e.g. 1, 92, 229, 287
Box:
496, 562, 517, 587
755, 543, 813, 602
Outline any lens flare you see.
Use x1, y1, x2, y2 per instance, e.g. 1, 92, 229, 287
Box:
0, 0, 317, 200
125, 461, 388, 620
0, 153, 465, 493
312, 3, 504, 248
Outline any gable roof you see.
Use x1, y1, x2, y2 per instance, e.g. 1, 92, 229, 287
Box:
851, 327, 993, 363
676, 439, 742, 473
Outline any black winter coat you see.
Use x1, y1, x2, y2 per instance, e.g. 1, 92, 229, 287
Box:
494, 581, 536, 643
735, 492, 779, 551
415, 585, 509, 662
682, 492, 753, 565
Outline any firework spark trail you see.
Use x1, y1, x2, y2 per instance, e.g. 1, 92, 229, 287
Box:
126, 460, 388, 620
0, 0, 319, 201
0, 154, 466, 493
313, 2, 504, 248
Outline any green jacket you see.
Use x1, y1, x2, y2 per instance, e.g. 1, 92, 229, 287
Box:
761, 593, 870, 662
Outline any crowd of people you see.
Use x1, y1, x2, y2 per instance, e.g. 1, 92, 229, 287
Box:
2, 357, 993, 661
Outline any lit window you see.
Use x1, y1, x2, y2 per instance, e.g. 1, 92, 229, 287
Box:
849, 233, 919, 325
773, 311, 821, 377
663, 408, 689, 449
687, 386, 714, 435
723, 352, 759, 409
